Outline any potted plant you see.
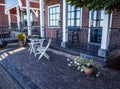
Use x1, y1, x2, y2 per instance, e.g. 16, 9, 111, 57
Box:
17, 33, 26, 46
67, 56, 100, 76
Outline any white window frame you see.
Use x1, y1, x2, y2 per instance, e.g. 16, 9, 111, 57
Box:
67, 3, 82, 27
48, 4, 60, 27
88, 10, 105, 44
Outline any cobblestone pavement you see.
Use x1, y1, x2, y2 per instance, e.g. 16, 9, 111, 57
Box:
0, 64, 23, 89
0, 46, 120, 89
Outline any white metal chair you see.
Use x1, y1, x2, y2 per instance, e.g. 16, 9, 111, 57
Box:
28, 38, 44, 54
34, 39, 51, 60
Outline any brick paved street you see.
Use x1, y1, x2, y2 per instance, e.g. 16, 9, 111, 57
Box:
0, 46, 120, 89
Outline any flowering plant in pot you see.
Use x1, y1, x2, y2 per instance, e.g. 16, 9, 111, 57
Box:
67, 56, 100, 76
17, 33, 26, 46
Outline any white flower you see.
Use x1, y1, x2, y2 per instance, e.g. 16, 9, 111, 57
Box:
77, 66, 80, 70
68, 63, 71, 66
81, 69, 84, 72
67, 58, 70, 61
96, 74, 99, 77
76, 63, 79, 65
82, 66, 84, 68
74, 61, 77, 64
87, 63, 90, 66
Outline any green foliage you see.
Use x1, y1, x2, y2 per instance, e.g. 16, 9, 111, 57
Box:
68, 56, 94, 71
67, 56, 101, 76
66, 0, 120, 13
30, 35, 41, 39
17, 33, 26, 41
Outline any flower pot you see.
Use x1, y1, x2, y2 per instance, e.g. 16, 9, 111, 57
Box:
84, 67, 94, 75
18, 40, 24, 47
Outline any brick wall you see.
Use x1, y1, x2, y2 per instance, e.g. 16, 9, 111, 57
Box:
0, 0, 4, 4
82, 8, 89, 27
11, 14, 17, 23
0, 5, 8, 26
111, 11, 120, 28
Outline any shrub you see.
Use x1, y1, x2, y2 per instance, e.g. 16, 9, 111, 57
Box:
17, 33, 26, 41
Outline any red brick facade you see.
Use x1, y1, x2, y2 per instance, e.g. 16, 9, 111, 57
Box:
0, 0, 17, 26
0, 5, 8, 26
112, 11, 120, 28
0, 0, 119, 28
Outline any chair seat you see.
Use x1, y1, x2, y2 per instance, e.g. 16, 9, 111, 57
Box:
34, 39, 51, 60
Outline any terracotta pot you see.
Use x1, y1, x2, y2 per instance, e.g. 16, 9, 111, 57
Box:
18, 40, 24, 47
84, 67, 94, 75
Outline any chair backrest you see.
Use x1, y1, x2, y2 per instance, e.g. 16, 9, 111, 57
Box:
46, 39, 51, 49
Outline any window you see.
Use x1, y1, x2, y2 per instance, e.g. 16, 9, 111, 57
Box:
67, 4, 81, 26
48, 5, 60, 27
91, 10, 104, 27
90, 10, 104, 44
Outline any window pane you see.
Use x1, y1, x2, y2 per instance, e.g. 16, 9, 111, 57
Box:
68, 13, 71, 18
56, 7, 59, 13
71, 6, 75, 11
93, 11, 97, 20
49, 8, 52, 14
50, 15, 53, 20
76, 20, 80, 26
100, 21, 103, 27
53, 14, 55, 19
53, 21, 55, 26
50, 21, 53, 26
56, 14, 59, 19
68, 5, 71, 11
68, 20, 71, 26
55, 20, 59, 26
101, 10, 104, 20
93, 21, 96, 27
53, 8, 55, 13
71, 20, 74, 26
71, 12, 74, 18
77, 8, 80, 11
76, 11, 80, 18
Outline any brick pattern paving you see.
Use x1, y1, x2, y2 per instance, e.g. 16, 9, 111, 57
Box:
0, 64, 23, 89
0, 47, 120, 89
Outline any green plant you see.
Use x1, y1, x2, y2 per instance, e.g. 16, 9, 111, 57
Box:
30, 35, 41, 39
17, 33, 26, 41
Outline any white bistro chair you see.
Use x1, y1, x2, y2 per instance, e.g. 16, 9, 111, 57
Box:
34, 39, 51, 60
28, 38, 45, 54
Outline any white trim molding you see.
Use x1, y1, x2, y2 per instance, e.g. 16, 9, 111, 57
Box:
80, 8, 83, 27
0, 3, 5, 6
